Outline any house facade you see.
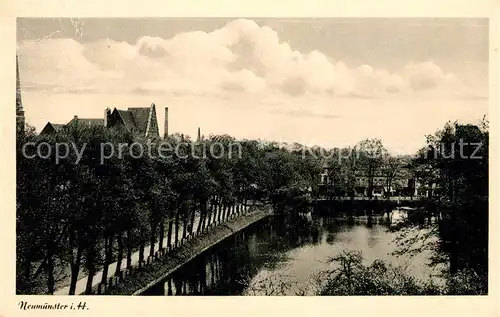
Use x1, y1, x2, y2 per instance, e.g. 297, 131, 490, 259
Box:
40, 103, 168, 139
318, 165, 432, 199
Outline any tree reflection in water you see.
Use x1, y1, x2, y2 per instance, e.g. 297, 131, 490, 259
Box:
142, 212, 440, 296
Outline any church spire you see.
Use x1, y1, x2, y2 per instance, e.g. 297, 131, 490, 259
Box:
197, 127, 201, 142
16, 55, 25, 133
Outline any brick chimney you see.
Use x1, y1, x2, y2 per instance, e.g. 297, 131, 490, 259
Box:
104, 107, 111, 127
163, 107, 169, 139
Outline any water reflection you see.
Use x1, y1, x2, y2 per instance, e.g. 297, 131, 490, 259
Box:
142, 213, 441, 296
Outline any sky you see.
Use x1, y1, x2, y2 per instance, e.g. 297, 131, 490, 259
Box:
16, 18, 489, 154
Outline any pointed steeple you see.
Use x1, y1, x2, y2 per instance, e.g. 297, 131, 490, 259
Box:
197, 127, 201, 142
16, 55, 25, 133
144, 103, 159, 138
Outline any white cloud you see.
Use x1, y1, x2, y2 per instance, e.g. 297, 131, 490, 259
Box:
403, 61, 457, 91
18, 38, 118, 91
220, 69, 267, 93
17, 19, 482, 100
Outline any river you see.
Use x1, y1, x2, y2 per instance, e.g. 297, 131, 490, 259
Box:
141, 210, 445, 296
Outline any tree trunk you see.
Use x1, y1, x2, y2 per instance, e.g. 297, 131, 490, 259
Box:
167, 218, 173, 248
30, 224, 69, 282
84, 248, 96, 295
190, 207, 196, 235
149, 224, 156, 258
115, 232, 124, 276
45, 248, 55, 294
201, 202, 208, 231
126, 229, 132, 269
211, 202, 217, 225
210, 256, 215, 286
167, 279, 173, 295
68, 228, 82, 295
197, 201, 207, 233
217, 199, 223, 223
101, 235, 112, 285
139, 228, 145, 266
85, 269, 95, 294
450, 241, 459, 274
367, 176, 373, 200
139, 242, 145, 266
223, 205, 228, 221
182, 211, 188, 239
68, 245, 82, 295
196, 210, 203, 233
18, 248, 32, 292
175, 279, 182, 295
220, 204, 225, 222
159, 220, 165, 250
174, 210, 180, 246
206, 203, 213, 228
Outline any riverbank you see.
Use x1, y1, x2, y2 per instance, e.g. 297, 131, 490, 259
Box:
324, 214, 391, 225
104, 206, 272, 295
52, 205, 215, 295
142, 213, 448, 296
313, 198, 426, 216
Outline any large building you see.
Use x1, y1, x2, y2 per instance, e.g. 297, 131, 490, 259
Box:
318, 164, 431, 199
40, 104, 169, 139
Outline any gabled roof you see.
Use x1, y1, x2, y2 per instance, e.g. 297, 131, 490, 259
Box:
40, 103, 159, 138
112, 105, 157, 137
115, 109, 137, 130
67, 117, 105, 126
50, 123, 65, 132
40, 122, 66, 135
127, 107, 150, 134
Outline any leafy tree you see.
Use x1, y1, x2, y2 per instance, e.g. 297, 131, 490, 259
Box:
381, 156, 403, 197
394, 118, 488, 291
356, 139, 388, 199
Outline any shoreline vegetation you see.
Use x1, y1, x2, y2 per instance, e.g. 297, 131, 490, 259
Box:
241, 250, 487, 296
16, 116, 488, 295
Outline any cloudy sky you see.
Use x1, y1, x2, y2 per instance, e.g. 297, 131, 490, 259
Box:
17, 18, 488, 153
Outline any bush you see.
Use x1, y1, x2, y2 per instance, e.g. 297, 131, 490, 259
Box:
317, 251, 486, 295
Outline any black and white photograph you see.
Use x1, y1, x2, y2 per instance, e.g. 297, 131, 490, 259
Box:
13, 16, 491, 298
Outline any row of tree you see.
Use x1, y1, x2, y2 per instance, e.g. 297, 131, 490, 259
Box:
391, 117, 489, 291
318, 139, 413, 199
16, 122, 321, 294
412, 117, 489, 275
16, 116, 489, 294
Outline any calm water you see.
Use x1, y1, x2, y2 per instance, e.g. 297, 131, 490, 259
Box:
142, 211, 443, 296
